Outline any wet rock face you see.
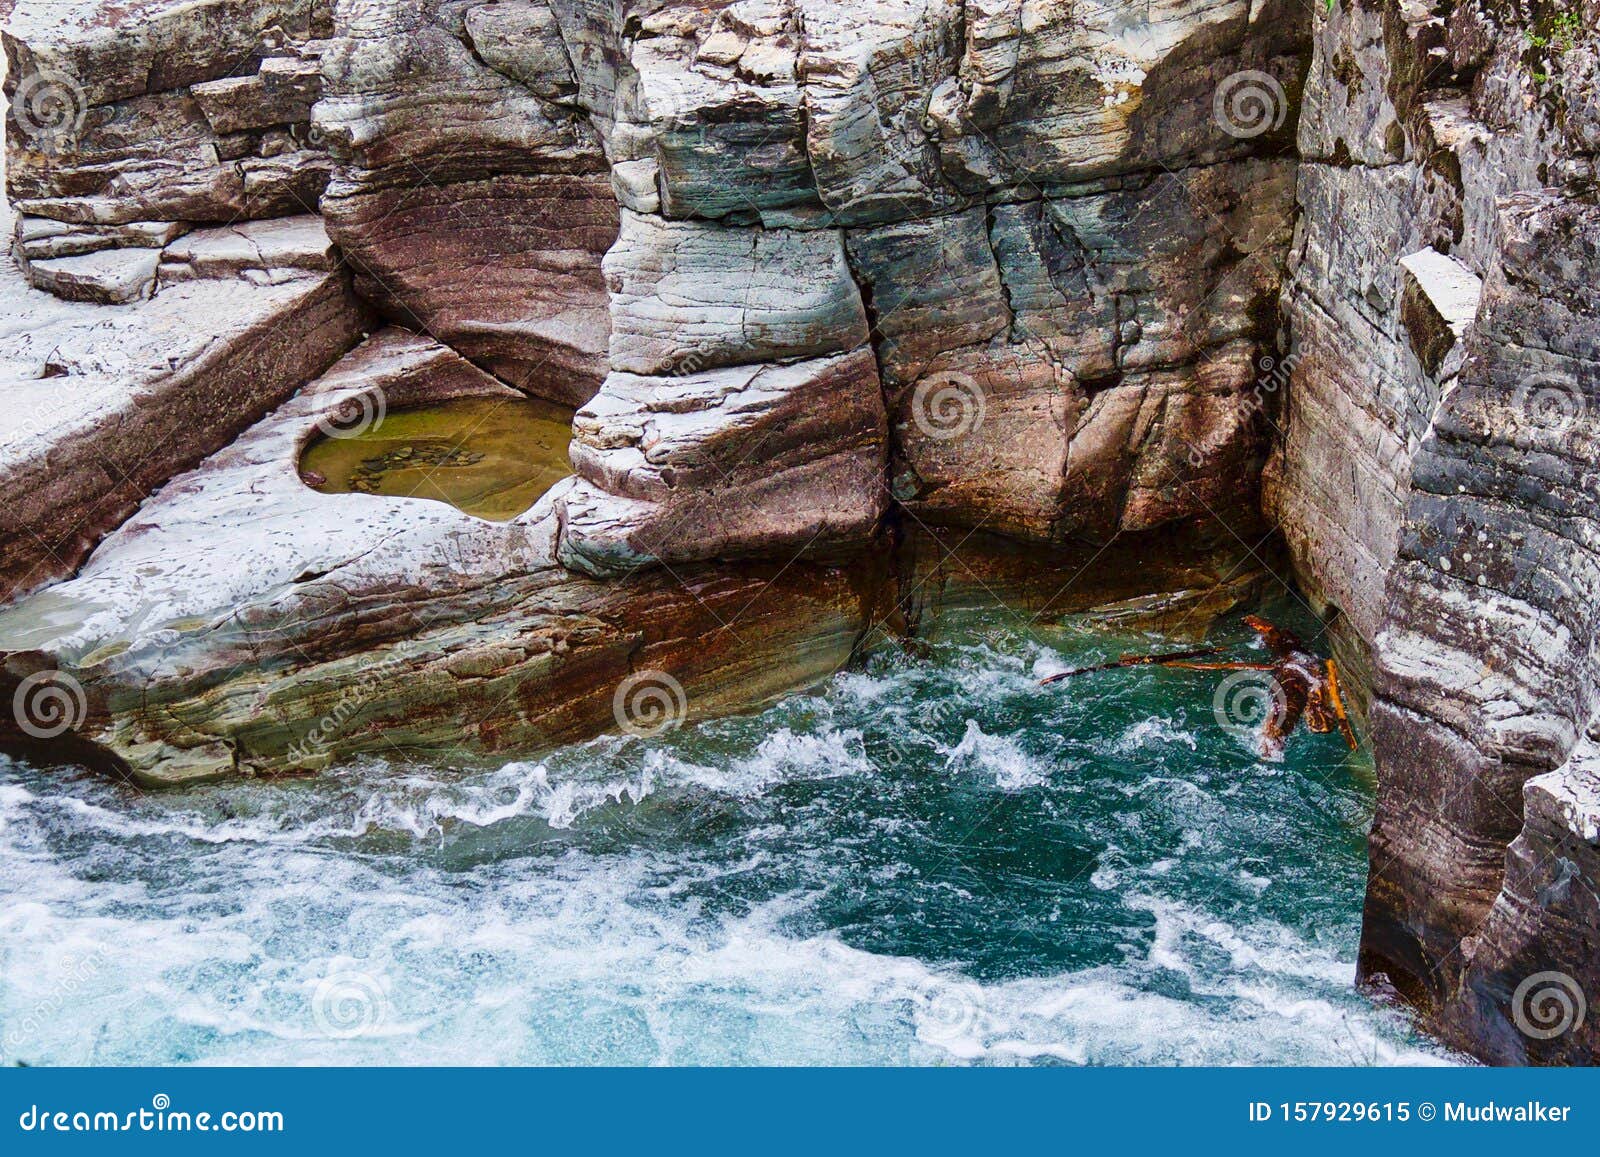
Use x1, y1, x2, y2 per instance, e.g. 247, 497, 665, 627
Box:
1364, 192, 1600, 1065
1266, 0, 1600, 1063
558, 348, 889, 577
858, 161, 1295, 543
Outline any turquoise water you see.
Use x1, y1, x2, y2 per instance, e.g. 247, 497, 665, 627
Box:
0, 610, 1457, 1065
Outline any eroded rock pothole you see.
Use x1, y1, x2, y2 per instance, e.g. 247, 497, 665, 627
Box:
299, 395, 574, 522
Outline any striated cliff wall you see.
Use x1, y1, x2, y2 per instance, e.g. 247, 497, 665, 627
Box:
526, 0, 1307, 572
1265, 0, 1600, 1063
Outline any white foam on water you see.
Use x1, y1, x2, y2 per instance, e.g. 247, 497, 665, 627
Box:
0, 619, 1462, 1068
940, 720, 1049, 791
1089, 864, 1121, 890
7, 723, 882, 855
1114, 715, 1199, 753
1239, 869, 1273, 895
0, 766, 1458, 1066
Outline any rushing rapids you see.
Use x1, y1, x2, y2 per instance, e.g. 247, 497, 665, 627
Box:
0, 610, 1457, 1066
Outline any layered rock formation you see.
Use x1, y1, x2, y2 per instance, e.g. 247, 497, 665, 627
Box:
314, 0, 617, 404
5, 0, 335, 292
5, 0, 1600, 1067
1265, 0, 1600, 1062
541, 0, 1308, 568
0, 207, 369, 599
1, 0, 1292, 783
0, 329, 880, 782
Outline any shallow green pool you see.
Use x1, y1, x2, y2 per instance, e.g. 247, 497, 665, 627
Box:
299, 395, 573, 521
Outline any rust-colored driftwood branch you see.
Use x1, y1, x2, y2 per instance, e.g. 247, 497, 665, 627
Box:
1040, 616, 1358, 753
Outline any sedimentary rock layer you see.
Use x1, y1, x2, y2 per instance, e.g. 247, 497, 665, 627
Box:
1364, 192, 1600, 1064
549, 0, 1309, 554
848, 161, 1295, 543
558, 349, 888, 577
0, 330, 883, 782
1270, 0, 1600, 1063
314, 0, 617, 404
0, 208, 369, 600
4, 0, 334, 230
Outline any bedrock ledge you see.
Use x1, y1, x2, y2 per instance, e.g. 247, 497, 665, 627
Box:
0, 330, 1272, 787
